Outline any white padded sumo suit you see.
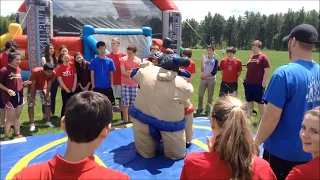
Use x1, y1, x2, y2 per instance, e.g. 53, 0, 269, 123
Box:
129, 56, 194, 160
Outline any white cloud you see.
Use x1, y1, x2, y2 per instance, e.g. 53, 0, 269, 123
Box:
1, 0, 318, 21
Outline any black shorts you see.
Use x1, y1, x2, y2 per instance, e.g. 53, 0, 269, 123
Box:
219, 81, 238, 97
0, 91, 5, 109
243, 83, 266, 104
5, 92, 26, 109
263, 150, 308, 180
93, 87, 115, 105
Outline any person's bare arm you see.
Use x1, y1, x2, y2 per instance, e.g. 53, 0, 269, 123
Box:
109, 72, 114, 86
255, 103, 282, 146
41, 57, 46, 66
72, 74, 77, 91
58, 77, 69, 91
262, 68, 270, 87
90, 71, 95, 89
121, 66, 132, 76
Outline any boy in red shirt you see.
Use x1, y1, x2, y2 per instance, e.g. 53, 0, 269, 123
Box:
180, 48, 196, 82
286, 107, 320, 180
181, 96, 276, 180
56, 54, 78, 118
106, 38, 126, 118
28, 63, 56, 132
0, 52, 29, 141
13, 91, 129, 180
120, 45, 141, 122
0, 41, 18, 132
219, 47, 242, 97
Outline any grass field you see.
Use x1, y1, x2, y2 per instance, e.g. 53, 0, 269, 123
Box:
1, 49, 319, 139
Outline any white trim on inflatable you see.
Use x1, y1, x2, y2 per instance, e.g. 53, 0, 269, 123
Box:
0, 137, 27, 145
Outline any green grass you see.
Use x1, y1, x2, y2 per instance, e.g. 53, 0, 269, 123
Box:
1, 50, 319, 139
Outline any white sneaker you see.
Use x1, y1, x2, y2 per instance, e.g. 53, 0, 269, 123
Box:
30, 124, 36, 132
46, 121, 54, 128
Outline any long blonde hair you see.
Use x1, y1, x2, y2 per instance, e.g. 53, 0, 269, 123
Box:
212, 96, 254, 180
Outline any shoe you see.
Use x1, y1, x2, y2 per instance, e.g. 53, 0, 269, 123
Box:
186, 142, 192, 148
46, 121, 54, 128
0, 126, 3, 134
15, 134, 24, 138
204, 111, 210, 116
2, 137, 10, 141
30, 124, 36, 132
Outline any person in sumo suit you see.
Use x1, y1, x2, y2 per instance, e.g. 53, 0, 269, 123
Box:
161, 37, 195, 147
129, 53, 194, 160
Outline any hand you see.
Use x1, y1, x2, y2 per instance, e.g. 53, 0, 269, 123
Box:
23, 80, 32, 86
201, 76, 205, 80
7, 89, 16, 96
71, 87, 76, 93
29, 97, 35, 103
262, 82, 266, 88
65, 89, 71, 93
45, 92, 50, 100
206, 136, 216, 152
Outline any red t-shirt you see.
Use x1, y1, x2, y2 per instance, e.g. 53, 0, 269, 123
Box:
0, 65, 23, 103
180, 59, 196, 74
76, 61, 91, 87
180, 151, 276, 180
286, 157, 320, 180
13, 154, 129, 180
245, 53, 270, 85
106, 52, 126, 85
28, 67, 56, 90
220, 57, 243, 83
0, 52, 9, 69
56, 64, 77, 90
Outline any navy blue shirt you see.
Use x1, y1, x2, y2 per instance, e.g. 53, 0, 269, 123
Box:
88, 57, 116, 89
263, 60, 320, 162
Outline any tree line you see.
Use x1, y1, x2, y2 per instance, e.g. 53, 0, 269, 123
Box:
181, 7, 319, 51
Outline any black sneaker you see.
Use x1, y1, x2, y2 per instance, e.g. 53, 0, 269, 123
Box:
204, 111, 210, 116
0, 126, 3, 134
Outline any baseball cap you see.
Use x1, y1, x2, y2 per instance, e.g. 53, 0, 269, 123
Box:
282, 24, 319, 44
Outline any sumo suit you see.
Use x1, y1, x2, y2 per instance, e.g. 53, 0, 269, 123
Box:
160, 37, 195, 144
129, 54, 194, 160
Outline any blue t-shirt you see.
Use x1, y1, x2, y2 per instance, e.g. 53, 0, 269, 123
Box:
263, 60, 320, 162
88, 57, 116, 89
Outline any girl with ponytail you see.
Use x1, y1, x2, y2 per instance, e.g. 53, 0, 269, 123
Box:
180, 96, 276, 180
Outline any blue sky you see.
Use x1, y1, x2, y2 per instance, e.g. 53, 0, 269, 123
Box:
1, 0, 319, 21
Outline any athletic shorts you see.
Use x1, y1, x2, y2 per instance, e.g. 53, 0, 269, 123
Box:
219, 81, 238, 97
112, 85, 121, 99
121, 85, 138, 106
27, 89, 50, 108
243, 83, 266, 104
93, 87, 115, 105
0, 91, 5, 109
5, 92, 26, 109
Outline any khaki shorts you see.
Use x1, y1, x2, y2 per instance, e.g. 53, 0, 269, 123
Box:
27, 89, 50, 108
112, 85, 121, 99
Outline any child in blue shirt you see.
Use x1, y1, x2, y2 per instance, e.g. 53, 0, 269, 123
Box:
89, 41, 116, 105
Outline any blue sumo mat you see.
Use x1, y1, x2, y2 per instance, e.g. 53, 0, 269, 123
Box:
0, 117, 264, 179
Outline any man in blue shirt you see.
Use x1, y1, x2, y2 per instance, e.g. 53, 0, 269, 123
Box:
89, 41, 116, 105
254, 24, 320, 180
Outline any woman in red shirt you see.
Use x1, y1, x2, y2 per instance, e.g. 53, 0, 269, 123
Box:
0, 52, 29, 140
180, 96, 276, 180
56, 53, 77, 118
286, 107, 320, 180
74, 52, 91, 92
